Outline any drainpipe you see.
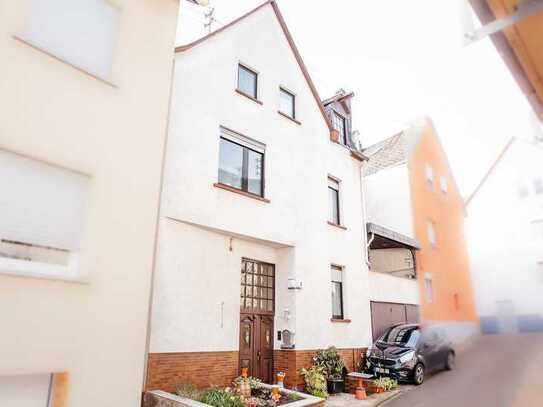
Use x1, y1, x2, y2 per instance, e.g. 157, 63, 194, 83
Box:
360, 161, 373, 270
366, 232, 375, 269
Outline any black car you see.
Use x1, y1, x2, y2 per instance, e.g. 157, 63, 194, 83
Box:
364, 323, 455, 385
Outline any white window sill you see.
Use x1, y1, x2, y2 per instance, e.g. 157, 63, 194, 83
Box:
0, 257, 88, 284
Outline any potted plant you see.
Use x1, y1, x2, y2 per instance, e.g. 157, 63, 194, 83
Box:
300, 366, 328, 398
313, 346, 346, 394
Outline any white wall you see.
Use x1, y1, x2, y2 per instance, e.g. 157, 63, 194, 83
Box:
368, 272, 419, 305
0, 1, 179, 406
0, 374, 51, 407
466, 139, 543, 322
150, 4, 372, 353
365, 164, 414, 238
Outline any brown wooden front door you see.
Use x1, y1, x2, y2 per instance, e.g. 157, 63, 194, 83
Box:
239, 259, 275, 382
239, 313, 274, 383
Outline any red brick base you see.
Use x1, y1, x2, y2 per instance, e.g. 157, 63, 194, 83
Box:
274, 348, 367, 390
145, 347, 367, 393
146, 351, 239, 392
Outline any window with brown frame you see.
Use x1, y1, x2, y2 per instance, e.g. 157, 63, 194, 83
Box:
331, 265, 344, 319
240, 259, 275, 314
238, 64, 258, 99
279, 88, 295, 119
331, 111, 347, 145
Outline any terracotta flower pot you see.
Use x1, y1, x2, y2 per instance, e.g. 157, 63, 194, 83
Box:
241, 367, 249, 378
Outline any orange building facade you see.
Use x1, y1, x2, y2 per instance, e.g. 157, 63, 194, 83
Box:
407, 121, 478, 324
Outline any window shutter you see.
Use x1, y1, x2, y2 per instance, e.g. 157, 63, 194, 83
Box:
0, 150, 89, 252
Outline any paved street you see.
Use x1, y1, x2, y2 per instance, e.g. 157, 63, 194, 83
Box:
384, 333, 543, 407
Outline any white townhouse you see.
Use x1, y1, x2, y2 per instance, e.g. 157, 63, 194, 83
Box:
0, 1, 180, 406
466, 136, 543, 334
146, 1, 372, 392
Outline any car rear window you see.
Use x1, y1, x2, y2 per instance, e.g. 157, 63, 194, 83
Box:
380, 326, 420, 347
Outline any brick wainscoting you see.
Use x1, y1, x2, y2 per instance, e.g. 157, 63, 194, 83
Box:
273, 348, 367, 390
146, 348, 367, 393
146, 351, 239, 392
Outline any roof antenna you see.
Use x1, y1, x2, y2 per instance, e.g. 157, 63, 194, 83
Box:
204, 6, 217, 34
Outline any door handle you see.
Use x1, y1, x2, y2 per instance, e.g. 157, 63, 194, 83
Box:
257, 350, 261, 361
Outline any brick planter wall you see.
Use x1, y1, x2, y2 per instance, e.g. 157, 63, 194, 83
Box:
146, 351, 239, 392
146, 347, 367, 393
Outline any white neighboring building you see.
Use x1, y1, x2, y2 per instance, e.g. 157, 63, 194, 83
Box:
466, 137, 543, 334
146, 1, 371, 392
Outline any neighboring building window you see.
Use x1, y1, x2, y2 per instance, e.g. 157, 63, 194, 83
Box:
538, 261, 543, 284
0, 150, 89, 279
454, 293, 460, 310
237, 64, 258, 99
16, 0, 120, 81
332, 111, 347, 144
279, 88, 295, 119
328, 177, 341, 225
531, 219, 543, 240
518, 184, 529, 199
331, 265, 344, 319
427, 221, 436, 247
534, 177, 543, 194
425, 163, 434, 188
424, 274, 433, 303
218, 129, 265, 197
440, 176, 448, 193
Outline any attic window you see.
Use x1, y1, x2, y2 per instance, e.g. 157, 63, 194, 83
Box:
237, 64, 258, 99
279, 88, 295, 119
332, 111, 347, 145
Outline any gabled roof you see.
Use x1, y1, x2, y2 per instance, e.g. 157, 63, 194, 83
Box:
362, 131, 412, 176
464, 137, 543, 207
175, 0, 333, 132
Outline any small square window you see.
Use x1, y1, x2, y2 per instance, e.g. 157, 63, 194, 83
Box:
238, 64, 258, 99
279, 88, 295, 119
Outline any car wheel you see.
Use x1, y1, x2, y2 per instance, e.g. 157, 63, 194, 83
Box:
445, 351, 455, 370
413, 363, 425, 385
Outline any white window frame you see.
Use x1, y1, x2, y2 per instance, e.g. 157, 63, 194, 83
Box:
0, 150, 88, 283
427, 220, 436, 247
331, 264, 346, 320
440, 175, 448, 193
328, 175, 343, 226
424, 273, 433, 303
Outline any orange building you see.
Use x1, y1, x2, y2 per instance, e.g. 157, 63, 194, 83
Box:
364, 118, 478, 344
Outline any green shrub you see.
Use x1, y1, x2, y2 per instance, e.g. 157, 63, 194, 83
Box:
232, 375, 262, 389
313, 346, 345, 380
200, 387, 245, 407
300, 366, 328, 399
175, 383, 201, 400
372, 377, 398, 392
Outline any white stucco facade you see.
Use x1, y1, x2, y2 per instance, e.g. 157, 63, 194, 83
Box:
0, 1, 179, 406
365, 164, 414, 239
149, 4, 372, 357
466, 138, 543, 332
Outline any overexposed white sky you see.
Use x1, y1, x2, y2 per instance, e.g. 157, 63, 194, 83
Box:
177, 0, 537, 197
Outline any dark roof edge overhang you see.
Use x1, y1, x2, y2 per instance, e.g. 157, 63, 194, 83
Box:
367, 222, 421, 250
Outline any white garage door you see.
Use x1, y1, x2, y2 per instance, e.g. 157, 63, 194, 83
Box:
0, 374, 51, 407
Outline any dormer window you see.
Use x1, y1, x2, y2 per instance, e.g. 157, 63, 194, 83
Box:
332, 111, 347, 145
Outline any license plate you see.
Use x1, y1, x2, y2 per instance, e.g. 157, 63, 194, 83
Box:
375, 367, 389, 374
